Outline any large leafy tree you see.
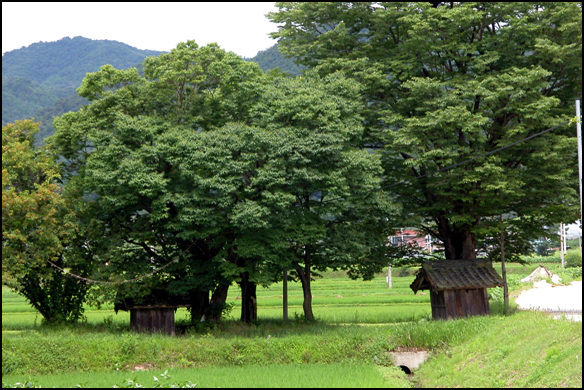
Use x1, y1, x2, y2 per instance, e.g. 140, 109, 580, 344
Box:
51, 40, 399, 323
249, 72, 400, 320
50, 41, 267, 323
2, 120, 90, 323
164, 74, 400, 321
269, 2, 582, 259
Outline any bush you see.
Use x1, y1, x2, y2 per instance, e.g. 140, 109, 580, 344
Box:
564, 248, 582, 268
562, 267, 582, 280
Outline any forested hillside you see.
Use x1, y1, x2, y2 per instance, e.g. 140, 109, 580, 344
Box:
247, 44, 302, 76
2, 76, 57, 130
2, 36, 162, 97
2, 36, 163, 142
2, 37, 298, 143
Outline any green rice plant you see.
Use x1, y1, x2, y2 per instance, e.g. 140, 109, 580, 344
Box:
3, 312, 581, 388
520, 252, 562, 264
521, 248, 582, 268
220, 303, 430, 324
1, 312, 42, 330
3, 264, 581, 388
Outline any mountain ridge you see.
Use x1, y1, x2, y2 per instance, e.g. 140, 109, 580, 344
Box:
2, 36, 300, 143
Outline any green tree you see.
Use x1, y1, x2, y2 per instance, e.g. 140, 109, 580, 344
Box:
269, 2, 582, 259
50, 40, 400, 323
2, 120, 90, 323
247, 72, 400, 320
50, 41, 267, 324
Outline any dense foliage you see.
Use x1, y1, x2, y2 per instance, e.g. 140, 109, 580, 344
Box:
48, 41, 398, 322
269, 2, 582, 259
1, 76, 57, 128
2, 120, 90, 323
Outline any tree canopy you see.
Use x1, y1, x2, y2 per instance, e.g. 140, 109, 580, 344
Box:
2, 120, 90, 323
269, 2, 582, 259
49, 41, 398, 322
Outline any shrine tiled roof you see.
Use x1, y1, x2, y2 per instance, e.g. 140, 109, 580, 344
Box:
410, 259, 504, 294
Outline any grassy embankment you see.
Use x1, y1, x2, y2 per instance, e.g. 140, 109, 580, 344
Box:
2, 261, 582, 388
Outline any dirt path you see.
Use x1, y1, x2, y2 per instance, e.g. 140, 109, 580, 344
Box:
515, 280, 582, 321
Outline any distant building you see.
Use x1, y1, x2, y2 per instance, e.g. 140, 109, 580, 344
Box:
389, 229, 437, 253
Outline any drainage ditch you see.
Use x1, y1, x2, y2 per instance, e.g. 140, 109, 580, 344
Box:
387, 350, 430, 377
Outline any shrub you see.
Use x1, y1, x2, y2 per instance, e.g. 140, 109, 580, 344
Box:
563, 267, 582, 279
564, 248, 582, 268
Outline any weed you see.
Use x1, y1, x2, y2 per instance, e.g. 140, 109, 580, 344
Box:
2, 380, 41, 388
2, 348, 21, 376
120, 333, 139, 357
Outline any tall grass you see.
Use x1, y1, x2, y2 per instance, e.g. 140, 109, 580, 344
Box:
415, 311, 582, 388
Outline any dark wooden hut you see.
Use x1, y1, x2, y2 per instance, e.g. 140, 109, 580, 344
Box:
114, 290, 190, 336
410, 259, 504, 320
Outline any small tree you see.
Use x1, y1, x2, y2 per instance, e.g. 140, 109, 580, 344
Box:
2, 120, 89, 323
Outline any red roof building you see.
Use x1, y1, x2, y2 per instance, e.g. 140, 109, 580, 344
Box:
389, 229, 437, 253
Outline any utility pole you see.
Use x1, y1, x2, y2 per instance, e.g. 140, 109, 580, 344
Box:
576, 99, 583, 249
283, 269, 288, 321
560, 222, 565, 269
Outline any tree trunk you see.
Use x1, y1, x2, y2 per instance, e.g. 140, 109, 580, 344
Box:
208, 283, 230, 322
188, 288, 209, 323
296, 245, 315, 321
499, 216, 509, 314
238, 272, 257, 323
438, 220, 477, 259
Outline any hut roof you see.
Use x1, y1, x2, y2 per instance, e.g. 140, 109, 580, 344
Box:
410, 259, 504, 294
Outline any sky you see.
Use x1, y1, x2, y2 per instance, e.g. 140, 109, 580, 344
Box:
2, 2, 280, 58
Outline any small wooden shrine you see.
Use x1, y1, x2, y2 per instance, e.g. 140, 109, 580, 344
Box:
114, 290, 190, 336
410, 259, 504, 320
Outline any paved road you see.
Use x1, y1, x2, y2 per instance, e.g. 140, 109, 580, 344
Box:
515, 281, 582, 321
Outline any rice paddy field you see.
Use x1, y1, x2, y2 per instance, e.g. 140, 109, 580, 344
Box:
2, 262, 582, 388
2, 267, 434, 331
